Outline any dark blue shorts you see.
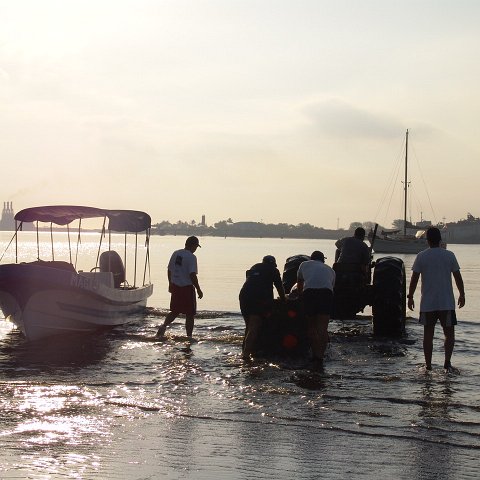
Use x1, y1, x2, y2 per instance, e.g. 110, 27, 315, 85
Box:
419, 310, 457, 327
302, 288, 333, 316
239, 292, 273, 318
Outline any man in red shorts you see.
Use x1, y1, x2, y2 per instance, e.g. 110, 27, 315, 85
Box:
156, 236, 203, 338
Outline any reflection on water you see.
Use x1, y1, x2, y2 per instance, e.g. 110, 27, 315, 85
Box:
420, 376, 454, 421
0, 332, 113, 478
1, 236, 480, 478
0, 315, 479, 479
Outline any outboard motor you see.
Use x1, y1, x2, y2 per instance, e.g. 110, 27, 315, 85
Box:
282, 254, 310, 293
99, 250, 126, 288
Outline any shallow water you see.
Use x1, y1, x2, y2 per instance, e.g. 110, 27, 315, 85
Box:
1, 235, 479, 479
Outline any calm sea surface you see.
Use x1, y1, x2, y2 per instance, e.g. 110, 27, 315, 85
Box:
0, 234, 479, 479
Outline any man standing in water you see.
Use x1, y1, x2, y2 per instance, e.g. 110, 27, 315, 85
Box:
239, 255, 286, 358
407, 227, 465, 371
156, 236, 203, 338
297, 251, 336, 369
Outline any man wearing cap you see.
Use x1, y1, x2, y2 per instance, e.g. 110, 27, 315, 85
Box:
297, 251, 336, 368
239, 255, 286, 358
156, 236, 203, 338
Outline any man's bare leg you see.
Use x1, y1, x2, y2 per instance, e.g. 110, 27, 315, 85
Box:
441, 323, 455, 369
423, 324, 435, 370
186, 314, 195, 338
156, 311, 178, 337
243, 315, 262, 358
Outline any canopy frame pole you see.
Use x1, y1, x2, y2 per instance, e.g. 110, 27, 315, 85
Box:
75, 218, 82, 270
50, 223, 54, 261
0, 222, 22, 263
15, 223, 19, 263
67, 224, 72, 264
133, 232, 138, 288
36, 221, 40, 260
124, 232, 127, 286
143, 229, 151, 286
95, 216, 107, 269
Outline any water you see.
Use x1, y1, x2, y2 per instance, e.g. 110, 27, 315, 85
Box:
1, 234, 479, 479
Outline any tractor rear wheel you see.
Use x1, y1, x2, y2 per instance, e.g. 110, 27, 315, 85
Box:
372, 256, 406, 337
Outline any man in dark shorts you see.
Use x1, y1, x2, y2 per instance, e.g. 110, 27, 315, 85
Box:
407, 227, 465, 371
239, 255, 286, 358
156, 236, 203, 338
297, 251, 336, 368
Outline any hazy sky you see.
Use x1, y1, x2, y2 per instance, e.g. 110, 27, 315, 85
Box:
1, 1, 479, 229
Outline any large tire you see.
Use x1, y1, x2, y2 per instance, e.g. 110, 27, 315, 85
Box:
282, 254, 310, 293
372, 256, 406, 337
332, 263, 369, 319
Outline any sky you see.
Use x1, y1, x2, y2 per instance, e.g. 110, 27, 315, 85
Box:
1, 0, 479, 230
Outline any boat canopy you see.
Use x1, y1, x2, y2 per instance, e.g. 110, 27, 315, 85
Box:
15, 206, 151, 233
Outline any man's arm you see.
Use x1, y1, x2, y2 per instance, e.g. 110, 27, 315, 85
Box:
296, 266, 304, 295
190, 272, 203, 299
273, 270, 286, 301
407, 271, 420, 310
453, 270, 465, 308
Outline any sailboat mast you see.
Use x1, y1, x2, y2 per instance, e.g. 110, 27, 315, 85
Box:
403, 129, 409, 236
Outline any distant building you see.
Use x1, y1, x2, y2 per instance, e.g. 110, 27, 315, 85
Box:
201, 215, 206, 226
0, 201, 15, 231
415, 220, 432, 229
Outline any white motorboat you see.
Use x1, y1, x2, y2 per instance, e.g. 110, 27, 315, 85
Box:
0, 205, 153, 341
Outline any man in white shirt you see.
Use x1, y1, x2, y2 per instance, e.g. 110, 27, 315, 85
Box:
407, 227, 465, 371
297, 251, 336, 368
156, 236, 203, 338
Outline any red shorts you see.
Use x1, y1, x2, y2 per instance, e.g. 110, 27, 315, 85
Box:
170, 284, 196, 316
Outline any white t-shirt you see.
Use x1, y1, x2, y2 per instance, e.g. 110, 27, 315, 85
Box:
297, 260, 336, 291
412, 247, 460, 311
168, 248, 198, 287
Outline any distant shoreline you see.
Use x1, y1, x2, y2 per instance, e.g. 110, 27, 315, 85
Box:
151, 230, 345, 240
151, 221, 351, 240
0, 227, 350, 241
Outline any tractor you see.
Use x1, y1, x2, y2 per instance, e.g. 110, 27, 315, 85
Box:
256, 240, 406, 357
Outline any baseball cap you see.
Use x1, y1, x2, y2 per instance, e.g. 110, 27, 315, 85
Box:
311, 251, 326, 262
186, 236, 201, 248
262, 255, 277, 266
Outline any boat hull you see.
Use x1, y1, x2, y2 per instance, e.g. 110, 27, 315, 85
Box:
371, 237, 427, 254
0, 263, 153, 341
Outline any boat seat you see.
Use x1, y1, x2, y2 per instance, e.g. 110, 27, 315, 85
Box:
99, 250, 126, 288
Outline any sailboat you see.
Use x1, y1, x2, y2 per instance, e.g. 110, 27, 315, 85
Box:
370, 130, 441, 254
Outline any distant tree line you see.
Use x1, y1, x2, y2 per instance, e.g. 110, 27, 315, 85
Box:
151, 219, 385, 240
